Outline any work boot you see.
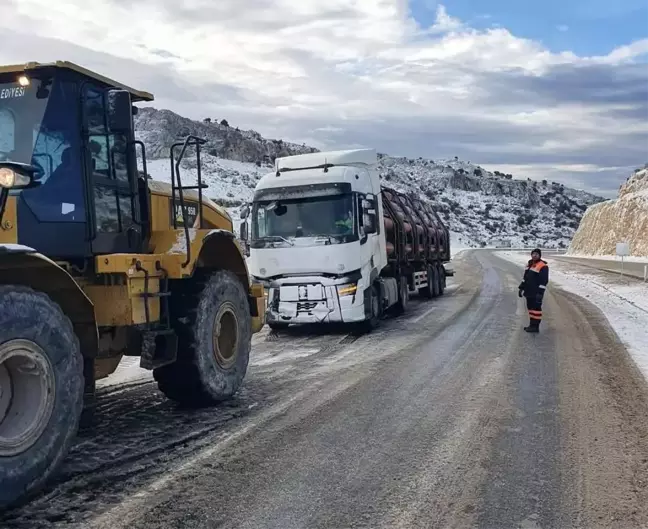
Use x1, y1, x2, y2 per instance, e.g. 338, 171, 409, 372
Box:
524, 320, 540, 333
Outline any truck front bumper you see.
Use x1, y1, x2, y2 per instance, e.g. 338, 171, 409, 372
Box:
266, 281, 365, 325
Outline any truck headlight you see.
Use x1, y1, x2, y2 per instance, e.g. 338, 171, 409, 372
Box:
0, 168, 31, 189
337, 283, 357, 296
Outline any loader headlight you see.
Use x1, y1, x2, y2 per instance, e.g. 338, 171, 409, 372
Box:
0, 167, 32, 189
337, 283, 357, 296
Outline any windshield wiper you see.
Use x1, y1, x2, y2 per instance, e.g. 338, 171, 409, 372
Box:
314, 235, 333, 244
265, 235, 295, 246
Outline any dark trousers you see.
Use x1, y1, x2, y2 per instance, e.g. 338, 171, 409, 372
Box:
526, 296, 542, 327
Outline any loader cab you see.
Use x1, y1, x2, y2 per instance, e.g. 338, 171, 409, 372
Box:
0, 63, 152, 261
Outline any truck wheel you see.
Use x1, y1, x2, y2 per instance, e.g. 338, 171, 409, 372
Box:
432, 266, 441, 297
394, 276, 409, 314
0, 286, 84, 509
360, 284, 381, 332
420, 265, 435, 299
437, 264, 446, 295
154, 270, 251, 407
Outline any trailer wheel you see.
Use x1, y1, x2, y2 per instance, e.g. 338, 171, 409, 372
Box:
420, 265, 435, 299
394, 276, 409, 314
437, 264, 446, 295
0, 286, 84, 510
154, 270, 251, 407
432, 266, 441, 297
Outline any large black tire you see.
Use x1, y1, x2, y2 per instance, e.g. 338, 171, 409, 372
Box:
0, 286, 84, 510
437, 264, 446, 296
431, 266, 441, 297
359, 283, 381, 333
394, 276, 409, 314
154, 270, 251, 407
419, 265, 435, 299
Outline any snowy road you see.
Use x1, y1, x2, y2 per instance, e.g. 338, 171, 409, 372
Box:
3, 252, 648, 529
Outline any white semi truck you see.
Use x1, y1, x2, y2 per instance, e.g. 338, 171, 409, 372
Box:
242, 149, 452, 330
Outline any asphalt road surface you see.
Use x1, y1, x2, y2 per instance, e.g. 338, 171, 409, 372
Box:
3, 251, 648, 529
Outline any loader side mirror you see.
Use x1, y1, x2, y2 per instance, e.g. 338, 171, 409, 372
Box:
107, 90, 133, 133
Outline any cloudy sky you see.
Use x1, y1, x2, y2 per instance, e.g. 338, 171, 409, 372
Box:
2, 0, 647, 196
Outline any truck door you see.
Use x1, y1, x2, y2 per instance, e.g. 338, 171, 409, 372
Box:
83, 84, 143, 255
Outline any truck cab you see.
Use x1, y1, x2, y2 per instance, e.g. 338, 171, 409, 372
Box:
247, 149, 386, 327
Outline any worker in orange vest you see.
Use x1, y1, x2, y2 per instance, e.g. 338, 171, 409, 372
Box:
518, 248, 549, 333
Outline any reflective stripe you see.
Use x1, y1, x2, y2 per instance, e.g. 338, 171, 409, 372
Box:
539, 285, 546, 290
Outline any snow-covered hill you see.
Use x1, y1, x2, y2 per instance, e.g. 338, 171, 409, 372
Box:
135, 107, 605, 249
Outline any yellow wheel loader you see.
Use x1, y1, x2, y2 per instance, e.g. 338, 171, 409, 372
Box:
0, 61, 265, 509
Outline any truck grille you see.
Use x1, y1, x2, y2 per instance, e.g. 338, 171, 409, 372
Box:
297, 302, 318, 313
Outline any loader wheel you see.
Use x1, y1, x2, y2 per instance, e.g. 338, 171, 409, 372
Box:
154, 271, 251, 407
0, 286, 83, 510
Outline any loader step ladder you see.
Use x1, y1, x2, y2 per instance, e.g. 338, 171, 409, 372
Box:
170, 136, 209, 268
134, 260, 178, 370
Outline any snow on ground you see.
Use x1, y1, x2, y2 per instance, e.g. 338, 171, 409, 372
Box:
97, 357, 151, 389
498, 250, 648, 381
564, 253, 648, 263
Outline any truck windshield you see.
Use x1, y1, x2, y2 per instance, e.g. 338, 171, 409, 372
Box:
252, 194, 356, 246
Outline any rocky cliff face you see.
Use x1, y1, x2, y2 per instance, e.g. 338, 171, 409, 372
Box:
135, 107, 317, 163
568, 166, 648, 257
135, 107, 605, 248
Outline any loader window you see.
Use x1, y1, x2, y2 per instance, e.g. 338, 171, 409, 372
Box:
18, 77, 86, 223
82, 82, 141, 252
0, 109, 15, 155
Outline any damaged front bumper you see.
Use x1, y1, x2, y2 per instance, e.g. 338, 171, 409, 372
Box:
266, 278, 365, 325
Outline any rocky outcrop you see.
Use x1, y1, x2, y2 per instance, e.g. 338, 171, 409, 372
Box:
135, 107, 317, 163
568, 166, 648, 257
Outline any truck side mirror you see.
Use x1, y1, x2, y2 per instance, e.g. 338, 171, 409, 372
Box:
362, 195, 377, 234
107, 90, 133, 133
240, 204, 250, 220
239, 221, 248, 242
364, 212, 377, 234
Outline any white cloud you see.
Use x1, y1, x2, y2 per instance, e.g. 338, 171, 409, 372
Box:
0, 0, 646, 195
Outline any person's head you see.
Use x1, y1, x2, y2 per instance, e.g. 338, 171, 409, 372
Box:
531, 248, 542, 261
